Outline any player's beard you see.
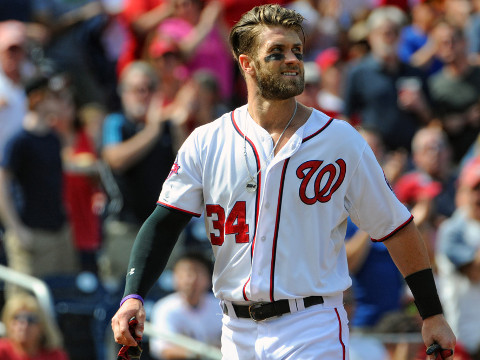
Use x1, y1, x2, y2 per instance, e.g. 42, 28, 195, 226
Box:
254, 61, 305, 100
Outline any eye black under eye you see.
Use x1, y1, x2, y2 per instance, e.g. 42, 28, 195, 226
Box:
295, 53, 303, 61
264, 53, 285, 62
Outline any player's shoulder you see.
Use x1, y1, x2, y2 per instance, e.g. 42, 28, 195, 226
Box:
187, 108, 235, 139
184, 106, 247, 151
304, 108, 365, 145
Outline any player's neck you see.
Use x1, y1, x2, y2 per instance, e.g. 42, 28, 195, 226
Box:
247, 98, 299, 134
247, 100, 312, 156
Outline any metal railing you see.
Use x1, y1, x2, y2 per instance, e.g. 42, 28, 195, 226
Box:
0, 265, 221, 359
144, 321, 222, 360
0, 264, 56, 320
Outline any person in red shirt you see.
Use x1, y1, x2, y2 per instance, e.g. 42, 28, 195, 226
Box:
0, 294, 69, 360
117, 0, 174, 76
63, 103, 107, 274
219, 0, 288, 28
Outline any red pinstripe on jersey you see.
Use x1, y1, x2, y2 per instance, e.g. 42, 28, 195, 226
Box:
371, 214, 414, 242
231, 110, 263, 301
269, 158, 290, 302
156, 201, 202, 217
334, 308, 346, 359
302, 117, 334, 143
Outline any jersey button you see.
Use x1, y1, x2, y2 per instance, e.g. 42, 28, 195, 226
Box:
261, 236, 266, 241
264, 203, 270, 209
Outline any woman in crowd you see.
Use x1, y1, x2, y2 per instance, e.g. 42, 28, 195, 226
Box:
0, 294, 69, 360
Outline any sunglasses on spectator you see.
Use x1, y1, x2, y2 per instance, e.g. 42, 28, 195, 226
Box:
13, 313, 40, 325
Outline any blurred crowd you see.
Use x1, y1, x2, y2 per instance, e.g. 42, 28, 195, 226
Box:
1, 0, 480, 359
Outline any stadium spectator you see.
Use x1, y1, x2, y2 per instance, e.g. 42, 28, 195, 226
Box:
147, 36, 187, 136
345, 127, 407, 331
427, 21, 480, 164
167, 70, 230, 147
219, 0, 289, 28
376, 0, 411, 13
116, 0, 174, 76
436, 156, 480, 359
345, 288, 389, 360
467, 0, 480, 65
443, 0, 472, 30
397, 0, 444, 75
345, 218, 406, 330
394, 126, 456, 228
30, 0, 112, 107
394, 126, 456, 271
38, 73, 106, 274
286, 0, 325, 61
314, 47, 346, 119
99, 61, 175, 292
357, 125, 408, 186
63, 102, 107, 274
149, 251, 221, 359
0, 74, 79, 291
0, 20, 28, 163
0, 293, 69, 360
315, 0, 345, 53
342, 6, 433, 152
154, 0, 234, 102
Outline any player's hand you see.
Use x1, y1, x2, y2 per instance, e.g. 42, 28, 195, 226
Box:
422, 314, 456, 360
112, 299, 146, 347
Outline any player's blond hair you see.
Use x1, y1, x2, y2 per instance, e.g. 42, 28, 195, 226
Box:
229, 4, 305, 67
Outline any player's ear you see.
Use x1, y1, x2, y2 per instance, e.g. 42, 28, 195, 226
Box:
239, 54, 255, 76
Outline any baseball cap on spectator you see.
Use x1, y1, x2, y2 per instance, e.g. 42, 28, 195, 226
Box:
394, 172, 442, 204
0, 20, 27, 52
149, 37, 179, 58
459, 157, 480, 188
315, 47, 340, 72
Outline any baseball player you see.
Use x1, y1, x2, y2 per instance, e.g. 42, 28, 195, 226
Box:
112, 5, 455, 359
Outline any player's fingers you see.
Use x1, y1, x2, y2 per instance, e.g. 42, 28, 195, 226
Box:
426, 343, 454, 360
134, 321, 144, 338
112, 313, 137, 346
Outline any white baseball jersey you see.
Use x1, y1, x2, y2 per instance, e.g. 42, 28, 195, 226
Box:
158, 106, 412, 303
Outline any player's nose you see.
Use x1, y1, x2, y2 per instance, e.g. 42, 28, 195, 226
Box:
284, 50, 301, 64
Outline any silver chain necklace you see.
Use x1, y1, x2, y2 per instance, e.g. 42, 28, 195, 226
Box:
243, 101, 298, 193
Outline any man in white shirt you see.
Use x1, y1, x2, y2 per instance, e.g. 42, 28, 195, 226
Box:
0, 20, 28, 162
149, 252, 221, 359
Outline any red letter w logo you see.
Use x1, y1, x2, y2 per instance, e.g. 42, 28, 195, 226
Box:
296, 159, 346, 204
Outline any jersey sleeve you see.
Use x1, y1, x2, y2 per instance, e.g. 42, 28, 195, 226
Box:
157, 129, 204, 217
346, 143, 412, 241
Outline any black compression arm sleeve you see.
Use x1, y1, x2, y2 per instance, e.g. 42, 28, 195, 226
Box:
123, 205, 192, 299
